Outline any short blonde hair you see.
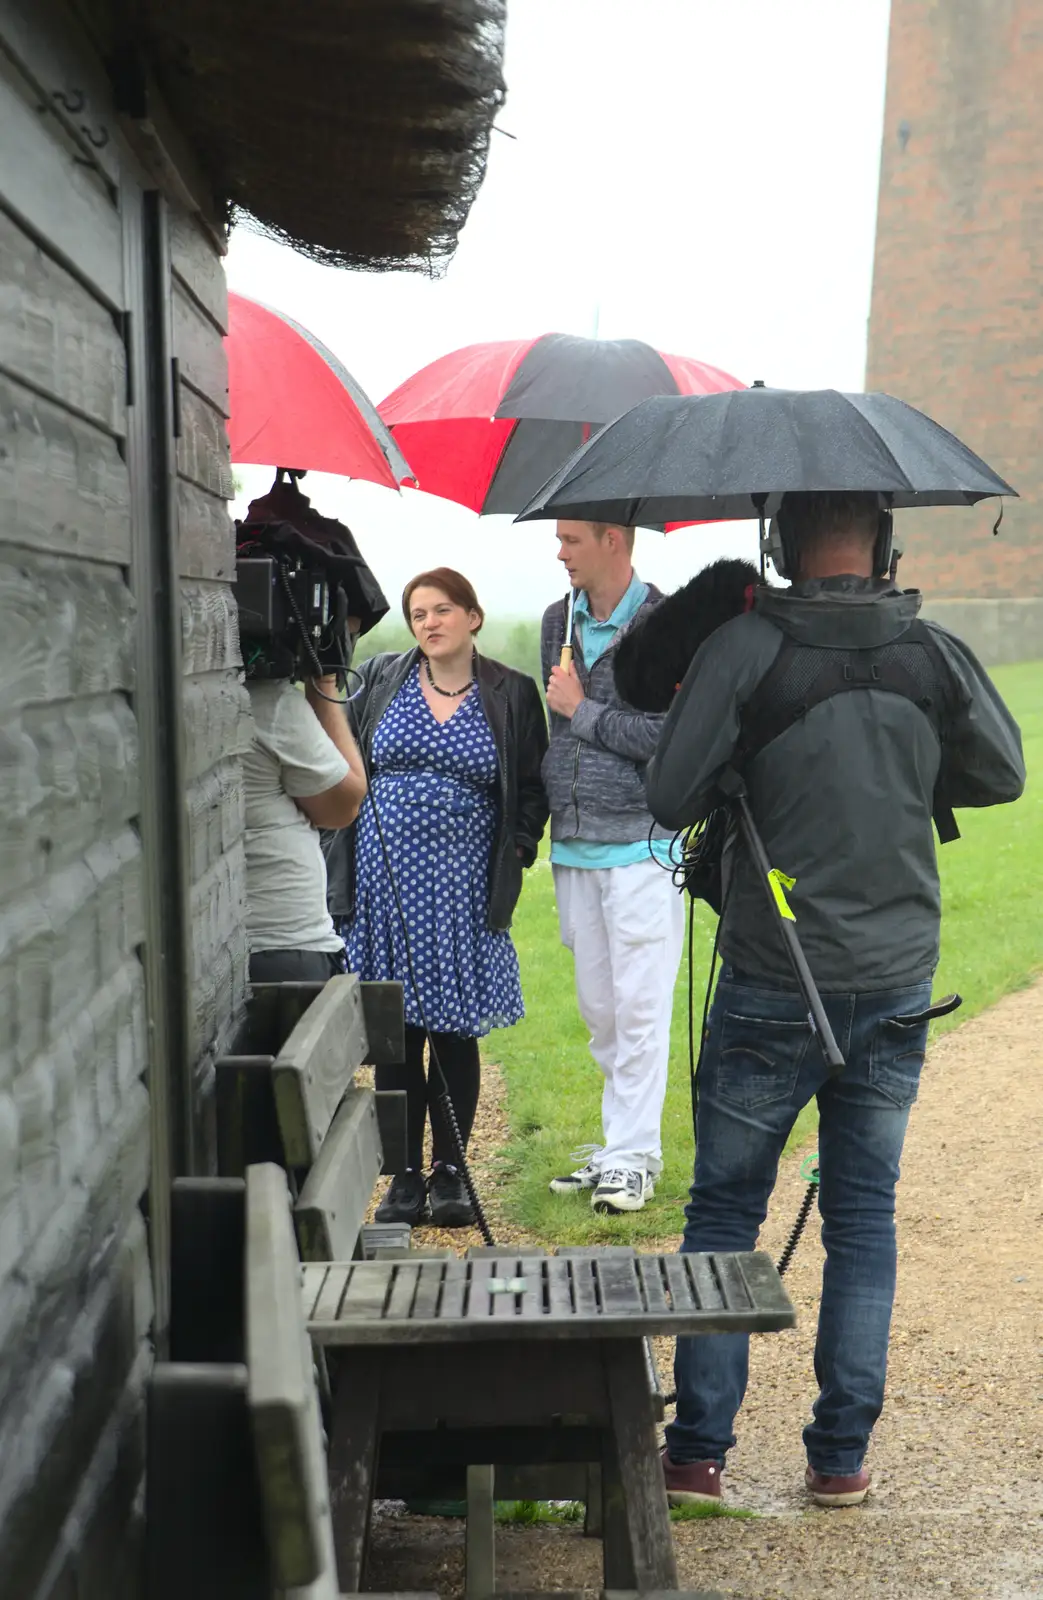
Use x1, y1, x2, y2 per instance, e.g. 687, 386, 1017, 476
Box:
591, 521, 637, 554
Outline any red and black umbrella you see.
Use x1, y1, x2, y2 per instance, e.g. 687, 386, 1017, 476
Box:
227, 292, 414, 489
379, 334, 744, 514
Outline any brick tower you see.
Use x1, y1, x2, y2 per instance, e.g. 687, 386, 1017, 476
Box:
866, 0, 1043, 662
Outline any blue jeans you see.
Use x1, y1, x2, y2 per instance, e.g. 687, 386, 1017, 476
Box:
666, 966, 932, 1476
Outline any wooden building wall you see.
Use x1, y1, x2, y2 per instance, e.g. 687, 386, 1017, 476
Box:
0, 1, 248, 1591
170, 213, 251, 1169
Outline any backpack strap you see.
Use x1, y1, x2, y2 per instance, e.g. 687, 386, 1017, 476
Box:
737, 620, 965, 844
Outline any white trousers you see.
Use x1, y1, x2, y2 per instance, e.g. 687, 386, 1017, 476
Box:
553, 859, 686, 1175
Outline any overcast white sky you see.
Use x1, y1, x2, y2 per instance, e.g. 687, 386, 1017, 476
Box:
226, 0, 892, 616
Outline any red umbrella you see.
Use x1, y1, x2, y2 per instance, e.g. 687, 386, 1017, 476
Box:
379, 334, 744, 514
227, 292, 414, 489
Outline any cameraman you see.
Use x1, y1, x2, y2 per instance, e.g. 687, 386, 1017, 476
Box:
647, 492, 1024, 1510
243, 671, 367, 983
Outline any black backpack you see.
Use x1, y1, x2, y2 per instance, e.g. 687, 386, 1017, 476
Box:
683, 619, 964, 912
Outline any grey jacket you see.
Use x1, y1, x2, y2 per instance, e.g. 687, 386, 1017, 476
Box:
540, 586, 673, 845
646, 577, 1025, 990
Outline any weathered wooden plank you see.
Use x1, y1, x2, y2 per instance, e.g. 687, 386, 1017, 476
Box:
570, 1256, 600, 1318
374, 1089, 408, 1176
294, 1086, 383, 1262
635, 1255, 670, 1315
0, 545, 133, 717
544, 1255, 574, 1319
245, 1162, 338, 1593
272, 974, 369, 1167
0, 51, 122, 307
0, 211, 125, 433
465, 1464, 495, 1600
465, 1256, 496, 1322
359, 980, 407, 1066
411, 1259, 446, 1321
303, 1252, 795, 1345
169, 207, 228, 330
177, 383, 234, 501
215, 1055, 282, 1177
683, 1253, 725, 1312
145, 1362, 268, 1600
181, 673, 251, 785
1, 697, 138, 904
327, 1348, 382, 1593
170, 1177, 246, 1364
712, 1251, 754, 1314
661, 1253, 698, 1315
310, 1263, 352, 1324
0, 375, 130, 566
180, 580, 241, 676
177, 476, 236, 582
438, 1257, 468, 1321
735, 1248, 799, 1322
384, 1260, 422, 1321
172, 279, 228, 413
0, 1202, 151, 1594
595, 1255, 643, 1316
602, 1341, 677, 1592
336, 1261, 392, 1321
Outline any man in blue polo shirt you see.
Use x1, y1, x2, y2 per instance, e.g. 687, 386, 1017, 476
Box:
541, 520, 686, 1213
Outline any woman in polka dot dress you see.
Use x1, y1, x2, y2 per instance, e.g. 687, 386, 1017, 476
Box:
337, 568, 548, 1228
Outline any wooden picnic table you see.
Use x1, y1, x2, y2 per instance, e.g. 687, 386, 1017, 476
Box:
302, 1251, 794, 1594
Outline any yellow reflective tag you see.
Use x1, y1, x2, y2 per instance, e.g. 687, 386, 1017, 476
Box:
767, 867, 796, 922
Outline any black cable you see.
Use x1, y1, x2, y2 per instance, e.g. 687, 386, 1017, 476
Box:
776, 1180, 818, 1279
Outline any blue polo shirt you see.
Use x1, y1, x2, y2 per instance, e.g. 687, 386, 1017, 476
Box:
551, 575, 673, 871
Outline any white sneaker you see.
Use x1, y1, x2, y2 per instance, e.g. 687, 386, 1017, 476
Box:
591, 1168, 654, 1214
549, 1144, 603, 1195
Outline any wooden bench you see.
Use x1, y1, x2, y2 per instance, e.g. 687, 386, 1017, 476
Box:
303, 1247, 795, 1597
148, 1160, 440, 1598
214, 973, 411, 1264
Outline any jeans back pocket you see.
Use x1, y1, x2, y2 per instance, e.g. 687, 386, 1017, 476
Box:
868, 1014, 928, 1109
716, 1011, 812, 1112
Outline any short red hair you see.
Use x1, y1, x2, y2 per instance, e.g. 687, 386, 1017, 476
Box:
402, 567, 485, 634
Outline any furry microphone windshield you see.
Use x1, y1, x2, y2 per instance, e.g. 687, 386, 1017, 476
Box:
613, 558, 763, 712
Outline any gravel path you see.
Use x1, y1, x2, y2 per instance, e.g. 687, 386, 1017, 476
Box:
368, 977, 1043, 1598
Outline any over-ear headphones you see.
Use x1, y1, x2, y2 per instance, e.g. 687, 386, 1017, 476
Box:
763, 494, 895, 581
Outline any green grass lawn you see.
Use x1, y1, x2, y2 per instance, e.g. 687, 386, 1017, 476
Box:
489, 660, 1042, 1244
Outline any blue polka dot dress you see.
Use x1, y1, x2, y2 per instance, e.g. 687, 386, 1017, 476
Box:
346, 665, 524, 1036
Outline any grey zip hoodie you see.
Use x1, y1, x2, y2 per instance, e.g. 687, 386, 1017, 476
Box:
540, 585, 673, 845
646, 577, 1025, 990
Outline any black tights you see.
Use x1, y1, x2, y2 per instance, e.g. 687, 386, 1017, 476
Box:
375, 1025, 480, 1172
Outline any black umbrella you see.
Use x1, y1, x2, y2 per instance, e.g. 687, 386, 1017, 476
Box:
515, 387, 1016, 527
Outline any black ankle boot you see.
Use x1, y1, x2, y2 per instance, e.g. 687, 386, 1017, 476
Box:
375, 1170, 427, 1226
427, 1163, 474, 1228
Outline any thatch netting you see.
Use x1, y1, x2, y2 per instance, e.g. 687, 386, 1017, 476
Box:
138, 0, 507, 270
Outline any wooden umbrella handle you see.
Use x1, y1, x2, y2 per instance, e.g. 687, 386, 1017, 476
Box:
559, 644, 573, 671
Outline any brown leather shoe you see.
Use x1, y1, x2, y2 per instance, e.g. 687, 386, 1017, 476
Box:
661, 1446, 723, 1505
805, 1465, 870, 1507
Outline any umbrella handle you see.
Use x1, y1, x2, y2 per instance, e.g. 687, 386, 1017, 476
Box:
559, 644, 573, 671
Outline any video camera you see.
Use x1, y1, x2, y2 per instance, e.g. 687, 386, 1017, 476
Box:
233, 470, 389, 683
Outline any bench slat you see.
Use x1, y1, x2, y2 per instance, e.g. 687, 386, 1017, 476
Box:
684, 1252, 726, 1311
245, 1163, 338, 1593
635, 1255, 670, 1316
412, 1259, 447, 1321
595, 1254, 644, 1316
294, 1086, 383, 1262
545, 1255, 574, 1318
303, 1253, 795, 1345
273, 975, 369, 1166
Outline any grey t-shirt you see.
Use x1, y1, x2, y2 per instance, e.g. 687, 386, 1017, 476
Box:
242, 681, 350, 954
